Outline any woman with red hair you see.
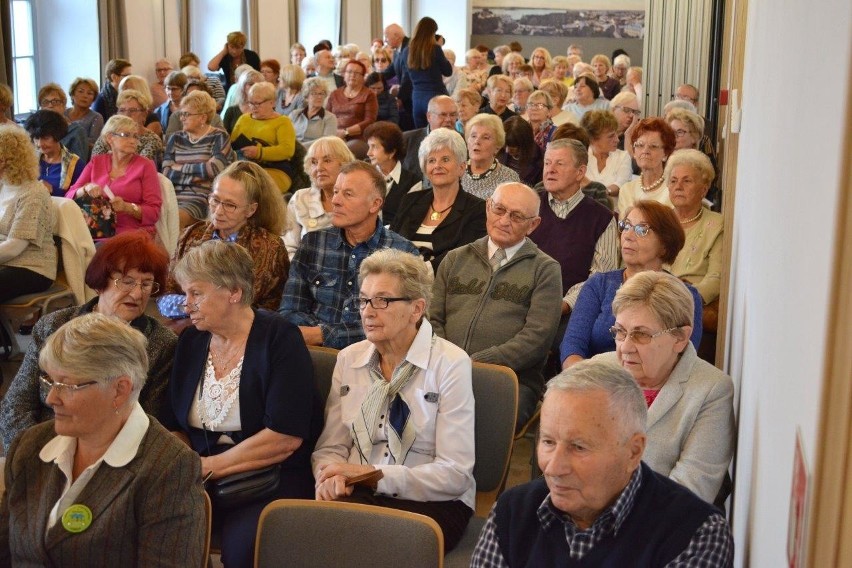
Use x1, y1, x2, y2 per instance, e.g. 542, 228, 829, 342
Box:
0, 231, 177, 449
618, 117, 677, 213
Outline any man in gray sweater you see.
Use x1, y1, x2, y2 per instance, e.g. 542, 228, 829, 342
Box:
430, 182, 563, 431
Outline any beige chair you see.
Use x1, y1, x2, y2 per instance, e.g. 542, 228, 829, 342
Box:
254, 499, 444, 568
201, 491, 212, 568
308, 345, 339, 409
444, 362, 518, 568
156, 173, 180, 257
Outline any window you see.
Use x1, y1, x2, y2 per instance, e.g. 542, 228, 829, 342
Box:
297, 0, 340, 52
11, 0, 36, 113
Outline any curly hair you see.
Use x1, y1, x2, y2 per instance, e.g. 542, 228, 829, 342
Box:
0, 125, 39, 184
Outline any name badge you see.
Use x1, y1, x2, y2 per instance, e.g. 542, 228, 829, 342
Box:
62, 504, 93, 533
424, 392, 439, 403
340, 385, 351, 396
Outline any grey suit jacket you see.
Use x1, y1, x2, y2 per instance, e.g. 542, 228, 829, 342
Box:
0, 416, 206, 567
594, 344, 735, 503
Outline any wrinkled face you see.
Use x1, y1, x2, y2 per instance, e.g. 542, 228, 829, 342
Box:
44, 367, 124, 439
39, 93, 66, 114
489, 82, 511, 110
209, 175, 257, 235
316, 51, 335, 73
424, 146, 464, 188
261, 66, 278, 83
614, 304, 689, 386
526, 97, 550, 123
179, 103, 208, 132
107, 129, 141, 155
181, 279, 234, 331
358, 273, 423, 349
457, 98, 478, 123
620, 208, 665, 268
613, 103, 640, 132
166, 84, 184, 105
343, 63, 365, 88
427, 99, 459, 130
32, 135, 61, 157
513, 85, 532, 109
330, 170, 382, 229
592, 60, 608, 78
537, 389, 643, 529
118, 99, 147, 127
612, 65, 627, 79
670, 119, 698, 150
97, 268, 156, 322
366, 137, 395, 168
486, 186, 540, 249
247, 92, 275, 119
71, 86, 97, 109
668, 164, 708, 210
155, 63, 173, 82
593, 129, 619, 153
633, 131, 667, 171
467, 124, 499, 163
308, 150, 344, 191
543, 147, 585, 195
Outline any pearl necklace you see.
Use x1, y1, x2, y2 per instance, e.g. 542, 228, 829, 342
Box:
680, 208, 704, 225
639, 174, 665, 193
187, 125, 211, 144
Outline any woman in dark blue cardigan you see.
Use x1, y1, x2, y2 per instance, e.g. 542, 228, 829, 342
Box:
398, 17, 453, 128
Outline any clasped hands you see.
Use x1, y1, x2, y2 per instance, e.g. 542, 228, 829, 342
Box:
315, 463, 379, 501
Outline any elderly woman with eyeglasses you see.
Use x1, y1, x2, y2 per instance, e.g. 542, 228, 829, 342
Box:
167, 240, 321, 568
0, 312, 206, 566
618, 117, 677, 213
69, 114, 161, 236
591, 270, 734, 503
289, 77, 338, 149
0, 232, 177, 450
326, 60, 379, 146
222, 69, 264, 134
560, 200, 703, 369
158, 161, 288, 328
312, 248, 475, 552
91, 90, 164, 166
610, 91, 641, 150
525, 89, 557, 151
162, 91, 236, 229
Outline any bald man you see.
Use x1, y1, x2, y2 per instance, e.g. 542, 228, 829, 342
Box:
430, 183, 562, 430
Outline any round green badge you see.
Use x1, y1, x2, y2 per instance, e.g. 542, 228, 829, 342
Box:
62, 504, 93, 533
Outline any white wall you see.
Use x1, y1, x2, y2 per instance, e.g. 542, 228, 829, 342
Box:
410, 0, 471, 55
727, 0, 851, 565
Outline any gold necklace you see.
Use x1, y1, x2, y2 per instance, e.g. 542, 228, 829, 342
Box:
429, 203, 453, 221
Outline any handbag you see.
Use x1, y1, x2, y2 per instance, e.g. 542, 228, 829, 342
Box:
74, 194, 116, 239
207, 463, 282, 510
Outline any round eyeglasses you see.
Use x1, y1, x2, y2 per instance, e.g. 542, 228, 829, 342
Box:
617, 220, 653, 237
114, 276, 160, 294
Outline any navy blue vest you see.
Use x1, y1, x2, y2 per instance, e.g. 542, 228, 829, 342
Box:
529, 192, 614, 295
494, 462, 720, 567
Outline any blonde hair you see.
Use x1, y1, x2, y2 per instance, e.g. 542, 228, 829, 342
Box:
118, 75, 154, 109
215, 161, 287, 235
304, 137, 355, 179
180, 90, 217, 123
612, 271, 694, 337
0, 125, 39, 184
117, 89, 152, 113
465, 113, 506, 148
227, 31, 248, 48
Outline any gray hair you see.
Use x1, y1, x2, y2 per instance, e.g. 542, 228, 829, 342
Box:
527, 89, 554, 109
39, 312, 149, 402
613, 54, 631, 69
301, 76, 330, 101
546, 359, 647, 438
546, 138, 588, 167
610, 91, 638, 109
181, 90, 216, 123
174, 240, 255, 306
102, 114, 138, 137
235, 69, 264, 106
359, 248, 433, 316
663, 99, 697, 115
248, 81, 276, 103
304, 136, 355, 176
418, 127, 467, 175
611, 271, 694, 337
664, 148, 715, 188
427, 95, 457, 115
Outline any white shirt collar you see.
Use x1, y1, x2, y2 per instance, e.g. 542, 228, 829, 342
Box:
383, 160, 402, 185
487, 237, 526, 262
351, 319, 434, 371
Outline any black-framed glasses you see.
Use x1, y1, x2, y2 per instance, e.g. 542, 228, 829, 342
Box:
39, 374, 100, 395
617, 219, 653, 237
487, 200, 536, 224
609, 325, 680, 344
114, 276, 160, 294
356, 296, 411, 310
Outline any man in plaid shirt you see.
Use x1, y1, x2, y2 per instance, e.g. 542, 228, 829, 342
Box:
471, 360, 733, 567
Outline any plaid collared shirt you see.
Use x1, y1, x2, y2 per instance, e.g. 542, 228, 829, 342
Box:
279, 221, 419, 349
471, 466, 733, 567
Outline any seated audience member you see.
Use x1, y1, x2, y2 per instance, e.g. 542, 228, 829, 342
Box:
284, 137, 355, 259
290, 77, 337, 149
222, 69, 263, 133
481, 74, 517, 122
593, 271, 734, 502
155, 71, 188, 132
461, 48, 489, 92
0, 232, 176, 448
158, 161, 288, 326
591, 54, 621, 100
166, 241, 320, 568
550, 55, 573, 87
442, 49, 468, 97
231, 82, 298, 193
260, 58, 280, 85
0, 312, 205, 566
391, 128, 486, 270
163, 79, 226, 142
401, 95, 459, 180
93, 58, 132, 122
279, 161, 420, 349
276, 63, 306, 117
37, 83, 89, 162
24, 110, 85, 197
499, 52, 524, 80
364, 121, 418, 225
290, 42, 307, 65
326, 60, 378, 156
162, 91, 236, 229
179, 52, 226, 110
529, 47, 553, 88
498, 116, 543, 187
564, 75, 610, 119
92, 90, 164, 166
610, 91, 641, 150
525, 89, 557, 151
539, 78, 577, 126
510, 77, 533, 115
674, 83, 700, 108
625, 66, 643, 98
453, 87, 482, 132
490, 45, 510, 77
313, 50, 345, 93
561, 201, 703, 368
431, 182, 562, 430
667, 150, 724, 323
531, 139, 618, 316
151, 58, 173, 107
365, 72, 400, 125
470, 359, 733, 567
549, 123, 610, 208
0, 126, 56, 303
611, 53, 631, 88
462, 113, 519, 200
71, 115, 161, 236
312, 248, 475, 552
582, 110, 632, 199
667, 107, 705, 152
118, 74, 163, 137
207, 30, 261, 92
618, 118, 677, 212
65, 78, 104, 149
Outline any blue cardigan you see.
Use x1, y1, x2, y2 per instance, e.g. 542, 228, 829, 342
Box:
560, 269, 703, 362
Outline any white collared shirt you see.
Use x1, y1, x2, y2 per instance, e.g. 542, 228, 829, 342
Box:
382, 160, 402, 187
40, 402, 150, 530
487, 237, 526, 268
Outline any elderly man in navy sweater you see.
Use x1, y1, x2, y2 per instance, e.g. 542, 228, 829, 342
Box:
471, 359, 734, 567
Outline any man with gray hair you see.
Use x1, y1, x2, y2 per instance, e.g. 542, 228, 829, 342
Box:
471, 359, 734, 567
401, 95, 460, 180
430, 182, 562, 431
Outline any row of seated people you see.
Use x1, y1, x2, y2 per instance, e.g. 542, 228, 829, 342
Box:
0, 220, 733, 567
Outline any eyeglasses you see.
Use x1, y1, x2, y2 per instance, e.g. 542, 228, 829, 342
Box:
618, 219, 653, 237
39, 373, 100, 396
247, 99, 272, 107
633, 142, 664, 151
527, 102, 550, 110
209, 195, 246, 213
166, 86, 184, 92
344, 71, 364, 76
40, 98, 64, 107
308, 91, 328, 97
615, 106, 641, 117
674, 129, 690, 138
178, 111, 204, 119
487, 200, 536, 224
356, 296, 411, 310
114, 276, 160, 294
112, 131, 140, 139
373, 58, 389, 63
156, 67, 173, 73
609, 326, 680, 344
432, 111, 459, 120
118, 107, 145, 115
